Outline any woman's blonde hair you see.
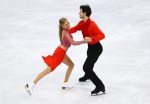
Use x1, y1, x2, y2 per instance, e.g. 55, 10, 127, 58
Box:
59, 17, 67, 41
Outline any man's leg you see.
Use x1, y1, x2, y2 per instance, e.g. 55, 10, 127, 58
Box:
80, 42, 105, 95
79, 46, 91, 82
83, 54, 105, 88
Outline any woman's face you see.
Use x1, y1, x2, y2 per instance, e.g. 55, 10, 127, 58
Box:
62, 20, 70, 29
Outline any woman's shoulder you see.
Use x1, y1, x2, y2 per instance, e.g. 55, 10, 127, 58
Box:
63, 29, 70, 35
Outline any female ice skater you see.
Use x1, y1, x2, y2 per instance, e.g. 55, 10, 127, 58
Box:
25, 17, 86, 95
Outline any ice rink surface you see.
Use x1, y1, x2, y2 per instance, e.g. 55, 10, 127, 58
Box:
0, 0, 150, 104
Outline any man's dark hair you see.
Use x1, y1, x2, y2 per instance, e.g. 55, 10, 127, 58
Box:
80, 4, 92, 17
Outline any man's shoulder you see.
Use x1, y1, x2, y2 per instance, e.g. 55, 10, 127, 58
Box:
89, 19, 96, 24
78, 20, 84, 24
75, 20, 84, 27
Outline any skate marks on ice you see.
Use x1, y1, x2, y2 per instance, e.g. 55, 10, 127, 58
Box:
64, 83, 138, 104
102, 85, 138, 104
59, 81, 137, 103
8, 82, 138, 104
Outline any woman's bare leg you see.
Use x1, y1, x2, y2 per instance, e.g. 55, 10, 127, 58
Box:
33, 66, 51, 84
62, 54, 74, 82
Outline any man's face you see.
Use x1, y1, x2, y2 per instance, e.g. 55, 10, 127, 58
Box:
79, 9, 86, 19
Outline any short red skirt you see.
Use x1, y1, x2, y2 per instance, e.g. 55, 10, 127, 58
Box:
42, 46, 66, 71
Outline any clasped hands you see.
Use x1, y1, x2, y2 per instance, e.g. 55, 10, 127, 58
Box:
84, 37, 92, 43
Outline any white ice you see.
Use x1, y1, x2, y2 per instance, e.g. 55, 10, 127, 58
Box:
0, 0, 150, 104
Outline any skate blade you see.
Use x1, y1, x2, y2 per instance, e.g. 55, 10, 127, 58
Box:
24, 85, 32, 95
62, 87, 73, 90
79, 79, 90, 82
91, 92, 106, 96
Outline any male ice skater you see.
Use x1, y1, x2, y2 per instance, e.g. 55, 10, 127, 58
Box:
69, 4, 106, 95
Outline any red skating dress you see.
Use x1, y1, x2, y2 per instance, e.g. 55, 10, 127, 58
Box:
42, 29, 84, 72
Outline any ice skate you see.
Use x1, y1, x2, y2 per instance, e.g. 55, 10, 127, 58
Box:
24, 83, 35, 95
91, 87, 106, 96
79, 75, 89, 82
62, 82, 73, 90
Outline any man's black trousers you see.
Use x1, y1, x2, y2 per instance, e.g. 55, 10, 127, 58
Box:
83, 42, 105, 88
